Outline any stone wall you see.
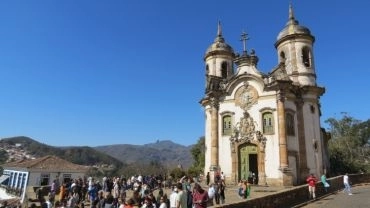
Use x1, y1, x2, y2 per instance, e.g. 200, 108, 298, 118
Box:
216, 173, 370, 208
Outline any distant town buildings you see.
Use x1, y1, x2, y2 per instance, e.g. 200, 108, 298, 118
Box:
0, 142, 36, 163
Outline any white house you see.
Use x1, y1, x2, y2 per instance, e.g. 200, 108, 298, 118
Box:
1, 155, 89, 203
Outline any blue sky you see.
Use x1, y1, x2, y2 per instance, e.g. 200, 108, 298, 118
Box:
0, 0, 369, 147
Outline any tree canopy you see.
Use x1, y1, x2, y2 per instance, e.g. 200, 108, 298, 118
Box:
326, 113, 370, 175
188, 136, 205, 176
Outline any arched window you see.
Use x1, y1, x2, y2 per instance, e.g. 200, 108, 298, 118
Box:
286, 113, 295, 136
262, 112, 274, 134
221, 62, 228, 78
280, 51, 286, 63
222, 115, 232, 135
302, 47, 311, 67
206, 64, 209, 75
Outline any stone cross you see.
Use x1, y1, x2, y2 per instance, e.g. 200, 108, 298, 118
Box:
240, 31, 249, 52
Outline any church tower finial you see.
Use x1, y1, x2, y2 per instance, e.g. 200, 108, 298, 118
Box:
289, 2, 295, 21
217, 20, 222, 37
287, 2, 298, 26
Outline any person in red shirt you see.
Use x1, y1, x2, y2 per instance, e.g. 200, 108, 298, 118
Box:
306, 174, 318, 200
192, 183, 208, 208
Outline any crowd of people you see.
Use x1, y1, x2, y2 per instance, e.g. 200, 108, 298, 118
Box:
1, 171, 360, 208
29, 173, 230, 208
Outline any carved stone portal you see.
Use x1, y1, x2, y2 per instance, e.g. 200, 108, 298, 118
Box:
229, 111, 267, 185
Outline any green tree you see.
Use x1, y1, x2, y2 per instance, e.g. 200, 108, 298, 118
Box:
326, 113, 370, 174
0, 149, 8, 175
0, 149, 8, 164
169, 167, 186, 181
189, 136, 205, 175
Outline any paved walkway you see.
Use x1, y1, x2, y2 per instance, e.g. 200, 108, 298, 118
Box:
297, 183, 370, 208
216, 184, 284, 205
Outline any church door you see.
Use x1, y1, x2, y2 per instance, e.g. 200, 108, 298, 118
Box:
238, 144, 258, 182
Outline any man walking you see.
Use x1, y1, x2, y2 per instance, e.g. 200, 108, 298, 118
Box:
343, 173, 353, 195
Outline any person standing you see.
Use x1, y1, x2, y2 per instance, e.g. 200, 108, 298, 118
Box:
192, 183, 208, 208
175, 183, 187, 208
343, 173, 352, 195
220, 172, 225, 183
306, 174, 317, 200
206, 184, 214, 206
242, 181, 251, 199
169, 186, 178, 208
158, 195, 168, 208
206, 172, 210, 186
321, 174, 330, 192
219, 181, 225, 204
45, 195, 53, 208
213, 182, 220, 205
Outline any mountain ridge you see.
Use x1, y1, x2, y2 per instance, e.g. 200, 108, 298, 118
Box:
94, 139, 193, 168
0, 136, 193, 169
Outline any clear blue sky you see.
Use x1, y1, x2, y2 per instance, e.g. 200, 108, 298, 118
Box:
0, 0, 368, 147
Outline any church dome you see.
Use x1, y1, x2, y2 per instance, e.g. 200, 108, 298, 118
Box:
277, 21, 311, 40
205, 35, 234, 55
204, 22, 234, 59
276, 5, 313, 42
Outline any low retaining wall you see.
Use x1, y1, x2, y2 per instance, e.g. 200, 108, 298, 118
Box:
216, 173, 370, 208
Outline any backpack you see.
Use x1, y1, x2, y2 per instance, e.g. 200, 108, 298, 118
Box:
213, 184, 219, 194
208, 187, 215, 199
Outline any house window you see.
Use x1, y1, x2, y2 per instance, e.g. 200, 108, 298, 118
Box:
223, 115, 232, 135
302, 47, 311, 67
286, 113, 295, 136
17, 173, 22, 189
221, 62, 228, 78
40, 173, 50, 186
12, 172, 17, 187
63, 174, 72, 184
262, 112, 274, 134
21, 174, 26, 190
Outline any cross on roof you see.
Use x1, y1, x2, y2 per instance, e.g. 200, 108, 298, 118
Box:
240, 31, 249, 52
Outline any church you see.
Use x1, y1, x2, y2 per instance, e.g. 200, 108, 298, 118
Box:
200, 5, 330, 186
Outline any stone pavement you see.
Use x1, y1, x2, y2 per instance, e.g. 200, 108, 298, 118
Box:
213, 184, 284, 206
295, 183, 370, 208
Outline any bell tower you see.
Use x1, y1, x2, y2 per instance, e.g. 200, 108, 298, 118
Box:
204, 21, 235, 93
201, 22, 235, 182
275, 4, 316, 86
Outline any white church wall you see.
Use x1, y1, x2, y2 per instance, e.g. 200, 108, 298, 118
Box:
255, 99, 282, 179
219, 134, 232, 177
302, 101, 323, 176
218, 101, 238, 177
264, 133, 281, 179
285, 101, 300, 152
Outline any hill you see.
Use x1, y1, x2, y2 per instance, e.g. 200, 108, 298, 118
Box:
94, 140, 193, 169
0, 136, 124, 168
0, 137, 194, 170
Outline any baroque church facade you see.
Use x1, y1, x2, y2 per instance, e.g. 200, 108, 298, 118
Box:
200, 5, 330, 186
